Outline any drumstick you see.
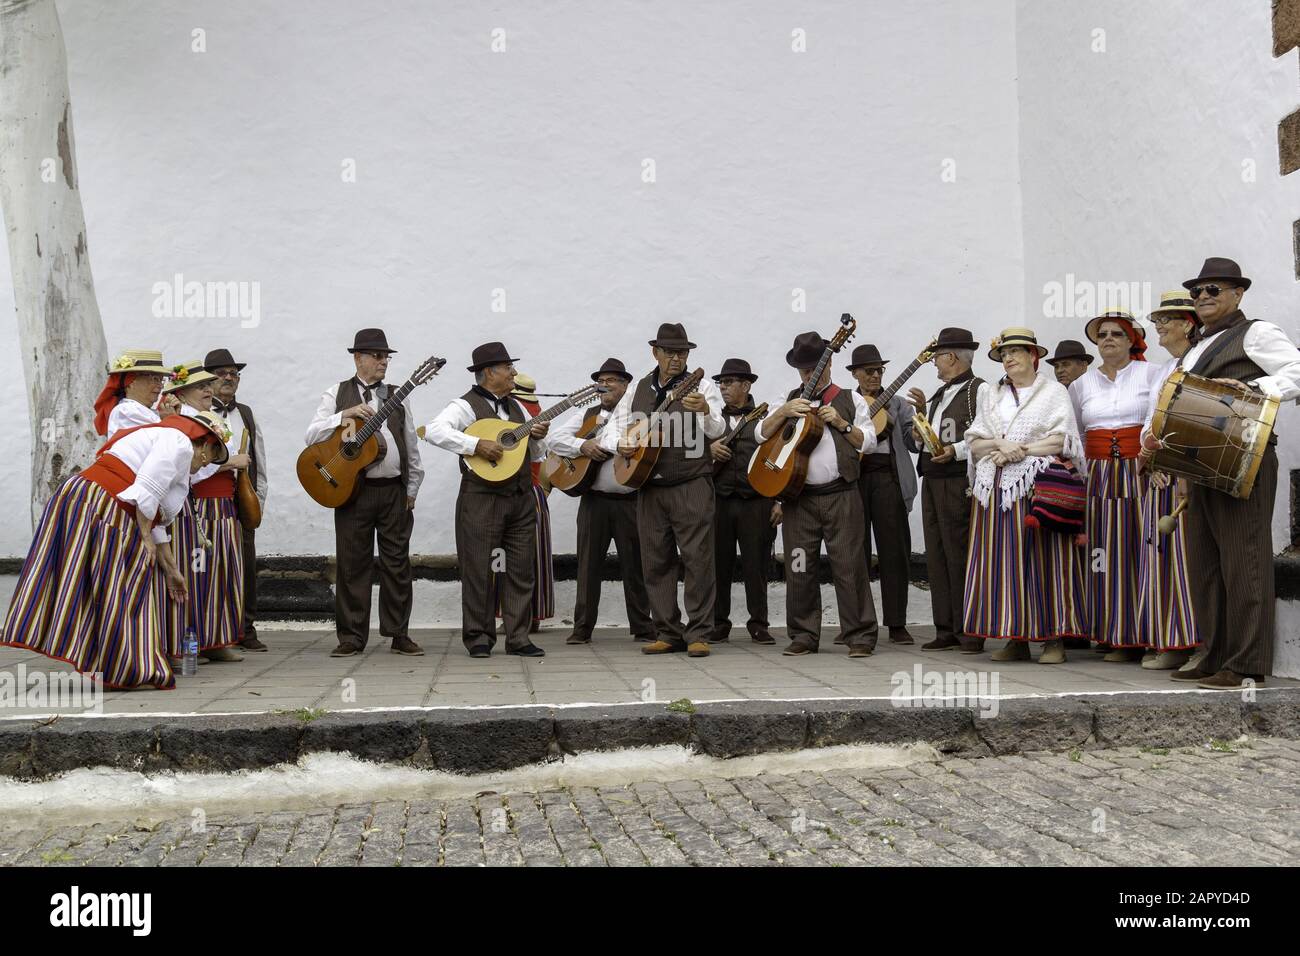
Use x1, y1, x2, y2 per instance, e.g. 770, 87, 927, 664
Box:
1157, 497, 1189, 536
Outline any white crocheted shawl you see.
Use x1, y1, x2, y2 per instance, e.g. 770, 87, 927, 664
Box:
965, 373, 1084, 510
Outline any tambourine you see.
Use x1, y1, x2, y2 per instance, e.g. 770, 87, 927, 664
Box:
912, 410, 946, 457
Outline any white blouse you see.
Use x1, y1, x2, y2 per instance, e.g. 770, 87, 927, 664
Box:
103, 427, 195, 543
1068, 361, 1166, 432
106, 399, 159, 438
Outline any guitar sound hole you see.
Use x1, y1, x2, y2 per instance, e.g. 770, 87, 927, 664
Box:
340, 442, 359, 460
782, 422, 795, 441
499, 433, 518, 451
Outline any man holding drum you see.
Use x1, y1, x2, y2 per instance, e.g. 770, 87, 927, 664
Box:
1143, 258, 1300, 689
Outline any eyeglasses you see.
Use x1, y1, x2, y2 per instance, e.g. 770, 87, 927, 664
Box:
859, 368, 884, 376
211, 369, 240, 379
658, 349, 689, 359
1189, 284, 1225, 300
1151, 316, 1191, 328
1095, 330, 1128, 340
360, 351, 391, 360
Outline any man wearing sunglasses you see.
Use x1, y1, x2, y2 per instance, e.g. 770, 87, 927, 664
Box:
1157, 258, 1300, 690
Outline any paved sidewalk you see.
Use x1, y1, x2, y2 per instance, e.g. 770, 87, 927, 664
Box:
3, 626, 1291, 718
4, 738, 1296, 866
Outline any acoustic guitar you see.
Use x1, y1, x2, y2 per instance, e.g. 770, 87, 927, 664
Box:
712, 402, 769, 475
542, 410, 604, 497
863, 338, 938, 442
461, 384, 604, 484
747, 314, 856, 500
612, 367, 706, 489
297, 355, 446, 508
235, 428, 262, 529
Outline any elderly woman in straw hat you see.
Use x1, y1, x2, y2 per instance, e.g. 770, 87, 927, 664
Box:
1135, 292, 1205, 671
1069, 310, 1168, 663
963, 328, 1088, 662
94, 348, 170, 438
161, 361, 251, 664
2, 411, 231, 689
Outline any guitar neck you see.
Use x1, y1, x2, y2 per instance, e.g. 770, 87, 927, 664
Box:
867, 357, 924, 416
354, 380, 416, 443
506, 393, 588, 442
654, 373, 701, 413
799, 349, 836, 401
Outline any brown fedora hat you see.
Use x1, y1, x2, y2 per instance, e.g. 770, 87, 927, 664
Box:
712, 358, 758, 383
845, 343, 888, 371
1183, 256, 1251, 291
467, 341, 520, 372
648, 322, 696, 350
1045, 340, 1095, 366
786, 331, 829, 369
348, 328, 396, 354
590, 357, 633, 383
932, 327, 979, 352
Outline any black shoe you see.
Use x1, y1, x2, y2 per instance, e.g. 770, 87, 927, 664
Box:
921, 637, 961, 651
709, 628, 731, 644
390, 636, 424, 656
750, 629, 776, 646
240, 636, 269, 652
565, 633, 591, 645
507, 643, 546, 658
783, 641, 818, 657
468, 645, 491, 659
888, 627, 915, 645
329, 642, 361, 658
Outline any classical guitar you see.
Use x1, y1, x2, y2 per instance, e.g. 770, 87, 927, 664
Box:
712, 402, 769, 475
462, 384, 604, 484
747, 313, 856, 500
234, 428, 262, 529
542, 409, 604, 497
612, 367, 706, 489
864, 338, 938, 440
297, 355, 446, 508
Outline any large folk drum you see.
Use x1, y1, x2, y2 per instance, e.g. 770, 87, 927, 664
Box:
1148, 369, 1278, 499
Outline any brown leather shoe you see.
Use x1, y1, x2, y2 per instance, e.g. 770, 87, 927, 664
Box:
888, 627, 914, 645
749, 628, 776, 645
922, 637, 962, 651
641, 640, 685, 655
959, 639, 985, 654
783, 641, 817, 656
1196, 669, 1263, 690
687, 642, 711, 658
1169, 667, 1213, 682
565, 633, 591, 645
390, 636, 424, 656
330, 642, 361, 658
240, 636, 268, 652
847, 644, 873, 658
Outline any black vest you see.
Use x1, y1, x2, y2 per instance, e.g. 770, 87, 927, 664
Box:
919, 374, 983, 479
1189, 313, 1280, 446
216, 400, 261, 491
714, 401, 764, 498
459, 388, 532, 494
785, 385, 861, 485
336, 378, 408, 488
630, 371, 713, 486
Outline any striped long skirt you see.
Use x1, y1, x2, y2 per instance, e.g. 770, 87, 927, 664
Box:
166, 496, 244, 654
962, 478, 1089, 641
1136, 483, 1200, 650
1, 476, 173, 689
1083, 457, 1145, 647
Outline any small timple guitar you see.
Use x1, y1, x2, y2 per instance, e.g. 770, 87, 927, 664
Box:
747, 313, 856, 500
712, 402, 769, 475
461, 384, 605, 484
297, 355, 446, 508
612, 367, 706, 489
542, 409, 604, 497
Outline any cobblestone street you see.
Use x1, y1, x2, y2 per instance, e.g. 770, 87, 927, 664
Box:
4, 738, 1297, 867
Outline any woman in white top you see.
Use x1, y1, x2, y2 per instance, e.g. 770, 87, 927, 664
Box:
1068, 311, 1166, 662
93, 348, 169, 438
963, 328, 1087, 663
2, 412, 230, 689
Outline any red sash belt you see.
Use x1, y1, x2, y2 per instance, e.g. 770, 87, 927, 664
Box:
192, 471, 235, 498
80, 455, 139, 517
1085, 426, 1141, 461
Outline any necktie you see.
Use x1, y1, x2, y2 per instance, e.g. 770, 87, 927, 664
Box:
360, 379, 384, 403
212, 400, 234, 418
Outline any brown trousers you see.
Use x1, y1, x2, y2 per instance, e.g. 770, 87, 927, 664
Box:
457, 484, 537, 652
783, 485, 879, 649
333, 479, 412, 648
241, 525, 258, 642
637, 477, 715, 646
572, 492, 654, 641
859, 454, 911, 626
1184, 447, 1277, 677
713, 494, 775, 636
920, 476, 972, 645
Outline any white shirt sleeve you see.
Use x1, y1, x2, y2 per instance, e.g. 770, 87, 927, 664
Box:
548, 409, 588, 458
850, 390, 877, 455
253, 420, 268, 507
401, 399, 424, 499
116, 431, 191, 522
1244, 322, 1300, 401
422, 398, 480, 457
696, 378, 726, 439
305, 385, 344, 446
599, 386, 636, 454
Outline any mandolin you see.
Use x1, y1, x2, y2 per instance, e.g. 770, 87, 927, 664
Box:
542, 410, 604, 497
297, 355, 446, 508
234, 428, 262, 529
612, 367, 706, 489
461, 384, 604, 484
863, 338, 938, 441
712, 402, 769, 475
747, 314, 856, 500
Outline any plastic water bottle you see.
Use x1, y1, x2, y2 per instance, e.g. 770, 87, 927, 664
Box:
182, 628, 199, 677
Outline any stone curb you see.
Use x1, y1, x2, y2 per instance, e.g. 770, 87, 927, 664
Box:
0, 688, 1296, 780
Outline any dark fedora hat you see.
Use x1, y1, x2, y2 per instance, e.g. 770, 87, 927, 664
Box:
348, 328, 396, 354
845, 344, 888, 371
590, 357, 633, 383
932, 327, 979, 352
467, 341, 520, 372
1183, 256, 1251, 291
712, 358, 758, 383
202, 347, 246, 372
786, 331, 829, 370
648, 322, 696, 350
1045, 339, 1095, 366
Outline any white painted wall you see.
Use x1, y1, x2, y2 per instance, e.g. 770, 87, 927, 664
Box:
0, 0, 1024, 556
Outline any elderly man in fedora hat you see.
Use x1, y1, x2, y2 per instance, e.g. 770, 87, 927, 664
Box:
846, 343, 917, 645
1145, 258, 1300, 689
306, 328, 425, 659
756, 331, 880, 657
903, 327, 987, 652
424, 342, 551, 658
709, 358, 779, 645
1046, 340, 1094, 388
548, 358, 655, 645
204, 347, 268, 652
600, 322, 726, 657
